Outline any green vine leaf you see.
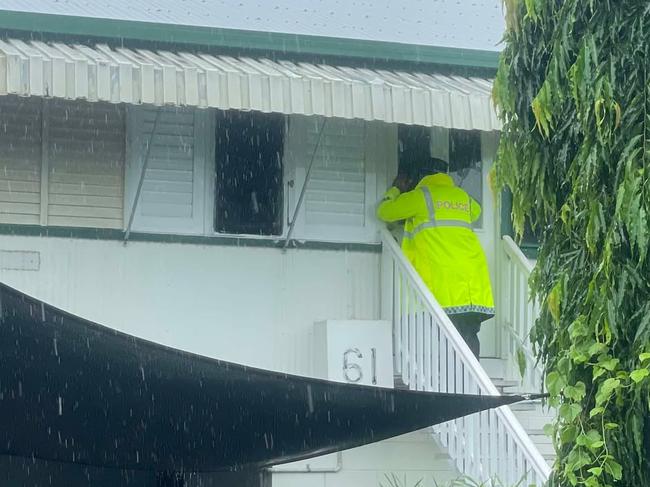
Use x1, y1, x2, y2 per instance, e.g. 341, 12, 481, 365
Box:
495, 1, 650, 484
630, 368, 649, 383
595, 378, 621, 406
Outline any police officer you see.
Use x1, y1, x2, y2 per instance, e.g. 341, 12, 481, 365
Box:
377, 158, 494, 358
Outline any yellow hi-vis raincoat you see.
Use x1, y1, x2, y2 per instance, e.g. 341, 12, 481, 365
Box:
377, 173, 494, 319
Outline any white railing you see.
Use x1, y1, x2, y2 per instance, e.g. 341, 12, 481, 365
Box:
380, 228, 550, 486
499, 236, 544, 394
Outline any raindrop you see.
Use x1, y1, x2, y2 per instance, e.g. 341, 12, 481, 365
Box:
306, 384, 314, 413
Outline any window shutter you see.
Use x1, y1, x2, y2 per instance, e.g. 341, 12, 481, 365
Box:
0, 96, 42, 225
125, 107, 207, 234
304, 119, 367, 227
47, 100, 125, 228
286, 116, 389, 243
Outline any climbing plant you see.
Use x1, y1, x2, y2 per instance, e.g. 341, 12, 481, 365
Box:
493, 1, 650, 486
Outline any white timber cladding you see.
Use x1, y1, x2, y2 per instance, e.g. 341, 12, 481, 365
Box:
125, 107, 209, 234
47, 99, 125, 228
0, 94, 394, 243
0, 96, 42, 225
0, 39, 501, 131
286, 116, 391, 242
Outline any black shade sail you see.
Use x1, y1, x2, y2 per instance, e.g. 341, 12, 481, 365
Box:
0, 283, 530, 473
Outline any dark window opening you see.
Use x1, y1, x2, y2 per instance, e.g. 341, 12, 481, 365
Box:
397, 126, 482, 178
215, 111, 284, 236
397, 125, 431, 182
449, 129, 482, 173
397, 126, 483, 226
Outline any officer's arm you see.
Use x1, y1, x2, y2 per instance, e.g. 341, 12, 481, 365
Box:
469, 196, 482, 223
377, 188, 420, 222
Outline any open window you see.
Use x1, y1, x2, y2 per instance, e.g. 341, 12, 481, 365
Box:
214, 110, 284, 236
397, 125, 484, 228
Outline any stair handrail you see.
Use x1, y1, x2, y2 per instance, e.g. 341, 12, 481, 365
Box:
502, 235, 535, 274
381, 227, 551, 484
500, 235, 544, 393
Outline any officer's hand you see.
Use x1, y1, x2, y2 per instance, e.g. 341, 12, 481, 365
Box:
392, 174, 411, 192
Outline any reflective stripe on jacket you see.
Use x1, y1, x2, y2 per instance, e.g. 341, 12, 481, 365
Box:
377, 173, 494, 318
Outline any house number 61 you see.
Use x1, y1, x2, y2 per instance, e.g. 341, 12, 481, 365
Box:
343, 347, 377, 384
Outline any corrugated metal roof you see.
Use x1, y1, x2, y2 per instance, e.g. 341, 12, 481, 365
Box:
0, 38, 500, 130
0, 0, 505, 53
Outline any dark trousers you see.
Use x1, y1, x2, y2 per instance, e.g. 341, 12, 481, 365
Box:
449, 313, 483, 358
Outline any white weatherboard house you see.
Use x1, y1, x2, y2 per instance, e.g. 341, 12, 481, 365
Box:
0, 1, 553, 486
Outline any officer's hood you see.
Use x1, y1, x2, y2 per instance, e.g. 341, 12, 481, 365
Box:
416, 173, 455, 189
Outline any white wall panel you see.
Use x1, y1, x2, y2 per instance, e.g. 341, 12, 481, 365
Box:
0, 235, 379, 374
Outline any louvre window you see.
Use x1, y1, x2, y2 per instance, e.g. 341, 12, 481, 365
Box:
285, 116, 387, 243
0, 97, 124, 229
125, 107, 209, 234
0, 96, 42, 225
47, 100, 125, 228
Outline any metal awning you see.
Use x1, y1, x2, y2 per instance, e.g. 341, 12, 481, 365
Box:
0, 38, 500, 131
0, 282, 534, 472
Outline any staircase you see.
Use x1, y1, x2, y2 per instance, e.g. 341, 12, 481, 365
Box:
380, 229, 551, 486
482, 358, 556, 467
496, 235, 557, 468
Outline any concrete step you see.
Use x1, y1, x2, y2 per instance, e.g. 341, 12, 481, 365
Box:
490, 378, 521, 394
479, 357, 506, 379
393, 375, 409, 390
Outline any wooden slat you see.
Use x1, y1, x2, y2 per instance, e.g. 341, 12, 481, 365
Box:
49, 182, 122, 197
0, 95, 42, 224
48, 194, 122, 208
0, 202, 41, 215
145, 168, 193, 182
132, 107, 198, 223
0, 213, 40, 225
142, 180, 193, 194
48, 204, 122, 219
0, 180, 40, 193
303, 118, 367, 228
49, 173, 122, 186
305, 201, 365, 214
48, 215, 122, 228
141, 191, 193, 205
140, 202, 193, 218
0, 168, 41, 181
47, 100, 125, 229
0, 191, 40, 203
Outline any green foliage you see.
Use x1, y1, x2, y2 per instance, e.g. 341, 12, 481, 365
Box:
380, 473, 423, 487
494, 1, 650, 486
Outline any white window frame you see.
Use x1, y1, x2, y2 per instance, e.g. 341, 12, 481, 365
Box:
430, 126, 486, 231
124, 106, 212, 235
283, 116, 392, 244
